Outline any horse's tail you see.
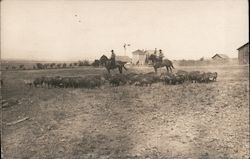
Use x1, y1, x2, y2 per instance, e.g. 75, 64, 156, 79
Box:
170, 61, 175, 69
118, 61, 128, 71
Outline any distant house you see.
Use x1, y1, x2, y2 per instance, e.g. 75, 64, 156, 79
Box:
212, 54, 230, 60
116, 56, 132, 63
237, 42, 249, 64
132, 49, 146, 65
132, 49, 166, 65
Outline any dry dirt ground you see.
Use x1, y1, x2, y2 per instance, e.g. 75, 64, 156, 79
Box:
1, 65, 249, 159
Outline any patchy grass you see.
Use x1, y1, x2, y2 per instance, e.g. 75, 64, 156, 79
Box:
1, 65, 249, 159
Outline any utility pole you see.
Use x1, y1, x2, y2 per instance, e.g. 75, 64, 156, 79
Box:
123, 43, 131, 56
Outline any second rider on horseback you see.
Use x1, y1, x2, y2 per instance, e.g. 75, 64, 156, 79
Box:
110, 50, 116, 68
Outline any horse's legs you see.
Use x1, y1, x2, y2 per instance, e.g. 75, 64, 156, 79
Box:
166, 66, 169, 73
123, 65, 127, 71
119, 67, 122, 74
154, 67, 157, 73
169, 67, 172, 73
106, 68, 110, 74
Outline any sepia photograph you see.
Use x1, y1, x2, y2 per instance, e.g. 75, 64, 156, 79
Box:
1, 0, 249, 158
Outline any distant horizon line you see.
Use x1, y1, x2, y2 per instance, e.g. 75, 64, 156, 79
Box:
0, 58, 88, 62
1, 56, 238, 62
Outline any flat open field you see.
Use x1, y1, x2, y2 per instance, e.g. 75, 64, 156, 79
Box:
1, 65, 249, 159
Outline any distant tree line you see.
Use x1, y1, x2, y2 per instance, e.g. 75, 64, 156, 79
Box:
176, 58, 236, 66
3, 59, 106, 71
34, 60, 92, 70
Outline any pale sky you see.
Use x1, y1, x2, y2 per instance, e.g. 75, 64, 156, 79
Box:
1, 0, 249, 61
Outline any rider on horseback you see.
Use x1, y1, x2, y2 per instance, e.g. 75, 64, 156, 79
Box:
159, 49, 164, 63
154, 48, 157, 56
110, 50, 116, 67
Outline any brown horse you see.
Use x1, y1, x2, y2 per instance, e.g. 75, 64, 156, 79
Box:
148, 54, 174, 73
99, 55, 127, 74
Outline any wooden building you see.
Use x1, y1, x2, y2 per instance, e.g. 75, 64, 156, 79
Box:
237, 42, 249, 64
212, 54, 229, 61
132, 49, 146, 65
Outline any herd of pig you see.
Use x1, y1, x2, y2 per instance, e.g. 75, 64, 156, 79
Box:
107, 70, 217, 86
25, 75, 105, 89
24, 70, 217, 88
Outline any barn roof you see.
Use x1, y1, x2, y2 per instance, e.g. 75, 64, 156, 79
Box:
132, 49, 146, 55
237, 42, 249, 50
212, 54, 229, 59
116, 56, 132, 63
